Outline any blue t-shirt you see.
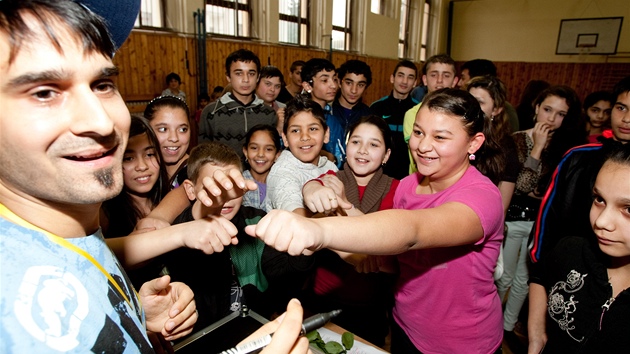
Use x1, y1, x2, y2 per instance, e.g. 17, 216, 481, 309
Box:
0, 217, 152, 353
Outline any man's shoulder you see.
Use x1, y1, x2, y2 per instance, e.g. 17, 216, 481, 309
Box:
557, 142, 607, 171
201, 98, 227, 119
401, 95, 419, 109
370, 95, 391, 107
352, 101, 371, 113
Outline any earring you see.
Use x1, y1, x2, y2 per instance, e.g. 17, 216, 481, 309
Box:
468, 153, 476, 161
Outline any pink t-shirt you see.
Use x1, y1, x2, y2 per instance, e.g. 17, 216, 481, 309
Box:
392, 166, 504, 354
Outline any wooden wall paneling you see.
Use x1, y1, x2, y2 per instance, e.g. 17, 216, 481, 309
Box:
115, 33, 626, 119
155, 35, 167, 95
132, 34, 142, 95
464, 61, 630, 106
139, 34, 151, 96
118, 37, 134, 96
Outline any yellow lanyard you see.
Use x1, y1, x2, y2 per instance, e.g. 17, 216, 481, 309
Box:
0, 203, 133, 308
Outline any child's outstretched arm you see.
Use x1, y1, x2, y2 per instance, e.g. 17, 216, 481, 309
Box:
302, 175, 358, 216
136, 169, 258, 230
136, 187, 190, 231
106, 215, 238, 267
246, 201, 488, 256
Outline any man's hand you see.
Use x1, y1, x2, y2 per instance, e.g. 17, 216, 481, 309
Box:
239, 299, 310, 354
140, 275, 198, 341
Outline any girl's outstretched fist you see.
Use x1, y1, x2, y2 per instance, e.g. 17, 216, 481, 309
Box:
245, 210, 325, 256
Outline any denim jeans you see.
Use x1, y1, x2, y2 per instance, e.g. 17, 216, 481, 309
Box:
496, 220, 533, 331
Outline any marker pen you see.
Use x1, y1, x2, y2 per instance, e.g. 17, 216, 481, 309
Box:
218, 309, 342, 354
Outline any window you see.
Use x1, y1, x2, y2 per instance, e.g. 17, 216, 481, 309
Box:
135, 0, 164, 28
205, 0, 251, 37
370, 0, 384, 15
420, 0, 430, 61
279, 0, 309, 45
332, 0, 351, 51
370, 0, 394, 17
398, 0, 411, 58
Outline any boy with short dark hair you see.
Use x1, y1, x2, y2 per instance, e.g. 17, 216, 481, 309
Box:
282, 60, 307, 99
198, 49, 276, 161
371, 60, 419, 179
256, 65, 287, 112
267, 95, 337, 215
162, 72, 186, 100
457, 58, 497, 89
332, 59, 373, 136
300, 58, 345, 168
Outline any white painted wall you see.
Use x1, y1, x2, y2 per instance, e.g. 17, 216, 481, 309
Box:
450, 0, 630, 63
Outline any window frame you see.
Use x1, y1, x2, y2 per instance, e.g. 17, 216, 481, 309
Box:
135, 0, 166, 29
205, 0, 253, 38
420, 0, 431, 62
332, 0, 352, 51
398, 0, 412, 59
279, 0, 310, 46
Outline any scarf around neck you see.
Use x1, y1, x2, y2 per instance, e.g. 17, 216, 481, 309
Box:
337, 162, 393, 214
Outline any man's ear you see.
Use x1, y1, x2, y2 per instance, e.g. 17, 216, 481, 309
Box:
390, 74, 395, 85
323, 127, 330, 144
182, 179, 197, 201
226, 73, 232, 84
302, 81, 312, 93
452, 76, 460, 88
422, 75, 428, 87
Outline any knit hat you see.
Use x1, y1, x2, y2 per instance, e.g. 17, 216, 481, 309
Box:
78, 0, 140, 50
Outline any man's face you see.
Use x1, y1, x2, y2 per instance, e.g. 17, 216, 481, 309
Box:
338, 73, 367, 108
168, 78, 180, 90
390, 67, 417, 97
227, 60, 259, 101
457, 68, 470, 89
302, 70, 337, 107
256, 76, 282, 105
290, 66, 303, 86
422, 63, 457, 93
611, 91, 630, 143
0, 19, 130, 206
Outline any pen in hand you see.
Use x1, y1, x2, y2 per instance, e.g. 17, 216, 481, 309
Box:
218, 309, 342, 354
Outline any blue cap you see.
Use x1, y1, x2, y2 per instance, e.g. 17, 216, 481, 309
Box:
78, 0, 140, 49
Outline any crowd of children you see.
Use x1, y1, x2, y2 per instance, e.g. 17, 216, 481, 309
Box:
108, 44, 630, 354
